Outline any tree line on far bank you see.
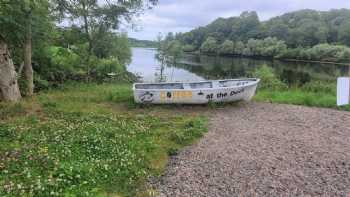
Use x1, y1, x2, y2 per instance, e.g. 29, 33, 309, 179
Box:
128, 38, 158, 48
161, 9, 350, 63
0, 0, 158, 102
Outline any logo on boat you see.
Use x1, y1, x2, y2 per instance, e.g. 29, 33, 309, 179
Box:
139, 91, 154, 103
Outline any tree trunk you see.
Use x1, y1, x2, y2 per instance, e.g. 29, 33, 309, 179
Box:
0, 36, 22, 102
82, 2, 92, 82
23, 10, 34, 96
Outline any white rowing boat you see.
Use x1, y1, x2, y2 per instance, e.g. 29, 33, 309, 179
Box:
133, 78, 260, 104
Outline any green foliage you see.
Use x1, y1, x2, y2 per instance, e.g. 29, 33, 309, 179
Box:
234, 41, 245, 55
168, 9, 350, 62
182, 44, 196, 52
231, 11, 261, 41
106, 86, 134, 103
218, 40, 234, 55
33, 30, 132, 86
156, 37, 183, 64
0, 83, 207, 196
0, 0, 54, 66
90, 58, 124, 82
0, 0, 52, 46
169, 118, 207, 145
128, 38, 158, 48
241, 37, 288, 57
255, 83, 350, 111
181, 35, 350, 62
338, 20, 350, 46
166, 40, 183, 61
52, 0, 158, 81
301, 80, 336, 95
200, 37, 218, 54
279, 43, 350, 62
253, 65, 288, 90
0, 103, 25, 120
254, 89, 339, 109
93, 32, 131, 65
53, 0, 158, 31
254, 75, 349, 111
34, 74, 50, 92
37, 46, 81, 82
0, 0, 152, 95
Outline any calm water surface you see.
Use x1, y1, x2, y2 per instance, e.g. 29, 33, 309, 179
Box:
127, 48, 350, 85
127, 48, 204, 82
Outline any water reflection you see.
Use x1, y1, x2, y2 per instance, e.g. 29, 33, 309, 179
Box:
175, 54, 350, 85
127, 48, 350, 85
127, 48, 204, 83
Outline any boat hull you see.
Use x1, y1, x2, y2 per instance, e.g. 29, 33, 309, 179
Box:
133, 79, 259, 104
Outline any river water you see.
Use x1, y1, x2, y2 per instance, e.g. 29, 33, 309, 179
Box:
127, 48, 350, 85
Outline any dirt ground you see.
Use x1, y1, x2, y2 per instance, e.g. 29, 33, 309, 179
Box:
153, 102, 350, 197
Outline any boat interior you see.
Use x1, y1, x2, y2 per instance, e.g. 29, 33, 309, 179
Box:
134, 79, 257, 90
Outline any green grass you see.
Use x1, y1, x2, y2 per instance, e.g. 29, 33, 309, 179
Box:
252, 65, 350, 111
0, 83, 207, 197
255, 88, 350, 111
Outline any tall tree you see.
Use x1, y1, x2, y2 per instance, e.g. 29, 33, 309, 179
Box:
53, 0, 158, 80
23, 1, 34, 96
0, 0, 52, 97
0, 35, 22, 101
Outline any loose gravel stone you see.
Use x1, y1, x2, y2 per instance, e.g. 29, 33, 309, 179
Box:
153, 102, 350, 197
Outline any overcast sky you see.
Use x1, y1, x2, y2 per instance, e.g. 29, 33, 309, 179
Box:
125, 0, 350, 41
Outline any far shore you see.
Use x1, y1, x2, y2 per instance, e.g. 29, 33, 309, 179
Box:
182, 51, 350, 66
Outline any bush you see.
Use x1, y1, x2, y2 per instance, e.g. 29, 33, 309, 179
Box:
234, 41, 245, 55
200, 37, 218, 54
253, 65, 288, 90
243, 37, 287, 57
34, 74, 50, 92
182, 44, 196, 52
279, 44, 350, 62
91, 57, 124, 82
37, 46, 82, 83
218, 40, 234, 55
166, 40, 183, 61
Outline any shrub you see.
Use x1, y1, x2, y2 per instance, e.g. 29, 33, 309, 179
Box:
253, 65, 288, 90
218, 40, 234, 55
200, 37, 218, 54
166, 40, 183, 61
34, 74, 50, 92
182, 44, 196, 52
91, 58, 124, 82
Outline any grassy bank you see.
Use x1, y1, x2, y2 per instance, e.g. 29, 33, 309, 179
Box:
255, 89, 350, 111
253, 66, 350, 111
0, 83, 207, 197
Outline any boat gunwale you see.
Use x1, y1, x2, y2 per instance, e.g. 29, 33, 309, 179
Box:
133, 78, 260, 91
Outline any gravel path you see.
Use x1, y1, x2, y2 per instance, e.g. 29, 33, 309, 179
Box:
154, 102, 350, 196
